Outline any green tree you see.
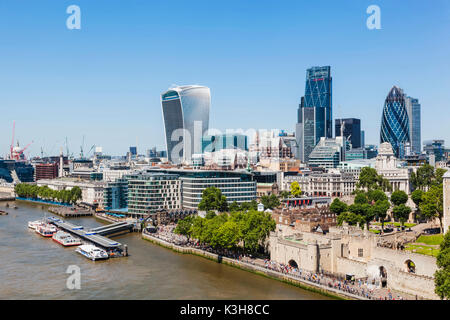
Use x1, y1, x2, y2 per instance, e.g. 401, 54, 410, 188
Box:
435, 230, 450, 299
357, 167, 392, 192
392, 204, 412, 227
367, 189, 388, 203
329, 198, 347, 216
280, 191, 290, 199
390, 190, 408, 206
70, 186, 82, 204
420, 185, 444, 233
260, 194, 280, 210
411, 189, 424, 222
229, 201, 240, 212
198, 187, 228, 212
174, 216, 194, 240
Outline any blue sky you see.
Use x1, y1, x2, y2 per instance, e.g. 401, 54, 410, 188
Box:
0, 0, 449, 157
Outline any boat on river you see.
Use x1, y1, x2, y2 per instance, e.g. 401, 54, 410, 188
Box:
75, 244, 109, 261
35, 223, 57, 237
52, 231, 82, 247
28, 220, 44, 230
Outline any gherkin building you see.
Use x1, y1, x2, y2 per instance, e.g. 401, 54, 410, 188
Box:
380, 86, 410, 158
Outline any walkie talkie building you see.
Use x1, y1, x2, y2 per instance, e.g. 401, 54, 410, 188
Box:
380, 86, 410, 158
161, 85, 210, 164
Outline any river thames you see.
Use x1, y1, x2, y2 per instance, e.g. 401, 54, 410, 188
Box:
0, 201, 330, 300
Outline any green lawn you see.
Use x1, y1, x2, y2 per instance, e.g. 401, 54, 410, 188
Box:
416, 234, 444, 246
369, 229, 381, 234
404, 244, 440, 257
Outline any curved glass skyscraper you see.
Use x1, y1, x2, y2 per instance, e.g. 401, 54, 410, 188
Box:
161, 85, 210, 164
380, 86, 410, 158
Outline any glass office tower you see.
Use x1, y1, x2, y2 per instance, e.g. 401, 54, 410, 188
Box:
297, 66, 332, 162
380, 86, 410, 158
405, 96, 421, 154
335, 118, 361, 149
161, 85, 210, 164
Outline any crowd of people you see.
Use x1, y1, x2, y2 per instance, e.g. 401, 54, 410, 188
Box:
146, 224, 410, 300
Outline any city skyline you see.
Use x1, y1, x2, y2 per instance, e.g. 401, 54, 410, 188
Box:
0, 0, 449, 157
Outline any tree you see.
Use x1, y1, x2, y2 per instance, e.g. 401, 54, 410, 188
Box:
371, 200, 390, 232
390, 190, 408, 207
354, 192, 369, 205
435, 230, 450, 299
392, 204, 412, 227
434, 168, 448, 186
357, 167, 392, 192
198, 187, 228, 212
420, 185, 444, 233
229, 201, 240, 212
367, 189, 388, 203
412, 164, 435, 191
260, 194, 280, 210
70, 186, 82, 204
290, 181, 302, 197
174, 216, 194, 240
411, 189, 424, 222
337, 211, 364, 227
280, 191, 290, 199
330, 198, 347, 216
212, 220, 240, 249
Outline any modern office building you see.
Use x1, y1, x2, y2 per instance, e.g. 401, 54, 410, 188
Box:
308, 136, 345, 169
202, 133, 248, 153
161, 85, 211, 164
296, 66, 332, 162
103, 178, 128, 210
129, 146, 137, 156
361, 130, 365, 148
380, 86, 410, 158
405, 96, 421, 154
335, 118, 361, 148
146, 168, 257, 209
127, 172, 181, 217
423, 140, 446, 162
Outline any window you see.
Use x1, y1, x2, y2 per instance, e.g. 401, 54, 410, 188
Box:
358, 248, 363, 257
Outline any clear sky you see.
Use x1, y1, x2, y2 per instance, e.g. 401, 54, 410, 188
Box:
0, 0, 449, 157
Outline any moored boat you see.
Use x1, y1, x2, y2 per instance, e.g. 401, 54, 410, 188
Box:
75, 244, 109, 261
28, 220, 44, 230
52, 231, 82, 247
35, 223, 57, 237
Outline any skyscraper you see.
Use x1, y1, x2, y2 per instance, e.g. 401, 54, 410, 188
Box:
161, 85, 210, 164
296, 66, 332, 162
335, 118, 361, 149
405, 96, 421, 154
380, 86, 410, 158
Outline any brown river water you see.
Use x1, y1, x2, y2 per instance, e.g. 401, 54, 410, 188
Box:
0, 201, 330, 300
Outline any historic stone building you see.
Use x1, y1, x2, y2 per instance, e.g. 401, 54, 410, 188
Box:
375, 142, 411, 193
269, 225, 438, 299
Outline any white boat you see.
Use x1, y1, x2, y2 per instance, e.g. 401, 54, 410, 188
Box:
35, 223, 58, 237
75, 244, 109, 261
28, 220, 44, 230
52, 231, 82, 247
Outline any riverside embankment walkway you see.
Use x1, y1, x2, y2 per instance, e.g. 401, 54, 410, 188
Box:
142, 232, 366, 300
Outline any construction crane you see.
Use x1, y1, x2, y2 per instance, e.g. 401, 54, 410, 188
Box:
9, 121, 34, 160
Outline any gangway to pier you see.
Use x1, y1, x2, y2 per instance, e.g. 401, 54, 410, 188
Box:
47, 218, 123, 250
89, 221, 134, 236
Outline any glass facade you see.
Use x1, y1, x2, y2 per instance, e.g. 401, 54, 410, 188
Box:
127, 173, 181, 217
380, 86, 410, 158
297, 66, 332, 162
335, 118, 361, 149
202, 133, 248, 153
161, 85, 210, 164
145, 169, 257, 209
405, 96, 421, 154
